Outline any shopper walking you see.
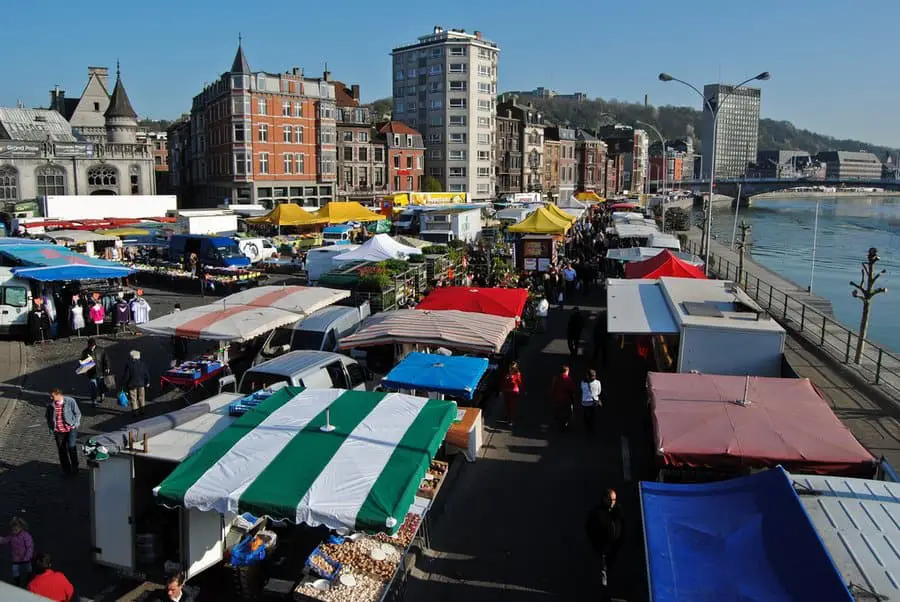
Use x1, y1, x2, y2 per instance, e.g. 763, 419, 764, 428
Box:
156, 572, 197, 602
81, 337, 111, 406
535, 296, 549, 332
567, 307, 584, 356
550, 364, 576, 431
585, 488, 624, 592
28, 553, 75, 602
122, 349, 151, 416
580, 369, 602, 434
45, 389, 81, 476
501, 361, 523, 428
0, 516, 34, 586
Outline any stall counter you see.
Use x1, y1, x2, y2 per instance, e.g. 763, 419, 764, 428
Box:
445, 407, 483, 463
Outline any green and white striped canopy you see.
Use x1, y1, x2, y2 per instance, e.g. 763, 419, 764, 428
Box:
154, 387, 456, 534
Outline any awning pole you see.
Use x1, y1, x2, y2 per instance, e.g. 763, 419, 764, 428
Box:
320, 408, 336, 432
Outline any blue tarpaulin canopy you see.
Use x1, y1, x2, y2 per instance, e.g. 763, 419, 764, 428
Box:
381, 352, 489, 401
640, 467, 852, 602
0, 243, 134, 281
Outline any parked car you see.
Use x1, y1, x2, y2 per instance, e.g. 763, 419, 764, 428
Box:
236, 237, 278, 263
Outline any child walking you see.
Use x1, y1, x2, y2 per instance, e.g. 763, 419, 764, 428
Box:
0, 516, 34, 586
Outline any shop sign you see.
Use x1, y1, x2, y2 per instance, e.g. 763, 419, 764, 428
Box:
0, 142, 41, 158
53, 143, 94, 157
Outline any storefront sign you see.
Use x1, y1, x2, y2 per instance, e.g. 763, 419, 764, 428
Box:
53, 143, 94, 157
524, 258, 537, 271
523, 241, 545, 257
537, 258, 550, 272
0, 142, 41, 158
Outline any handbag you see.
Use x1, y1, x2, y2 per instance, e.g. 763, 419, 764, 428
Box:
118, 391, 129, 408
104, 373, 116, 390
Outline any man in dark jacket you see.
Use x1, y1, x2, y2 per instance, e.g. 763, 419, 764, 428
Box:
45, 388, 82, 475
586, 488, 624, 591
81, 337, 111, 406
567, 307, 584, 356
122, 349, 151, 416
155, 572, 197, 602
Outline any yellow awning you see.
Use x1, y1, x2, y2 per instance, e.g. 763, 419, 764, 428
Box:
246, 204, 328, 226
313, 201, 384, 224
507, 207, 571, 234
575, 191, 605, 202
546, 204, 578, 223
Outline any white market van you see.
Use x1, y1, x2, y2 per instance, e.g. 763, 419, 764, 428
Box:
0, 268, 33, 336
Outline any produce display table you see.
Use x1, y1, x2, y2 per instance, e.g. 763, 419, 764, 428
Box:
445, 408, 483, 463
160, 357, 225, 390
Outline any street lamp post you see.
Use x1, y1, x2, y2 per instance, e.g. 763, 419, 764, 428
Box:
658, 71, 770, 275
636, 120, 667, 232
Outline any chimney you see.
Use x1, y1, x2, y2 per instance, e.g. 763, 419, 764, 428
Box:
351, 84, 360, 100
323, 69, 331, 82
434, 25, 443, 34
644, 94, 649, 107
292, 66, 302, 76
88, 66, 109, 91
474, 31, 482, 39
49, 85, 66, 113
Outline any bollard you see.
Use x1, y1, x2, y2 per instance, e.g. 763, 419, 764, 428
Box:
800, 305, 806, 332
143, 433, 149, 454
876, 348, 883, 384
845, 331, 852, 363
820, 316, 826, 346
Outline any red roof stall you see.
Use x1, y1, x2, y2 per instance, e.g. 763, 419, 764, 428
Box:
416, 287, 529, 320
648, 372, 876, 478
609, 203, 640, 211
624, 249, 707, 280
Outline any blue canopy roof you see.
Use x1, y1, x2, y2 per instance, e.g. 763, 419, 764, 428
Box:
0, 243, 134, 282
381, 352, 489, 400
641, 468, 851, 602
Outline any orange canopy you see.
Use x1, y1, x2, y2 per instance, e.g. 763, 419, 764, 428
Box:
624, 249, 707, 280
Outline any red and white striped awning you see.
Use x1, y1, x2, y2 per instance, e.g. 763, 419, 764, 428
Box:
219, 286, 350, 315
339, 309, 516, 355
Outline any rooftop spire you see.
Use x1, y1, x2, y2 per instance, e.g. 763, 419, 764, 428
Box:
104, 63, 138, 120
231, 38, 251, 74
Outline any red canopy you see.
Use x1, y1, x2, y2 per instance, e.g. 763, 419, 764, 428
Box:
624, 249, 707, 279
417, 287, 529, 319
609, 203, 639, 211
649, 372, 875, 477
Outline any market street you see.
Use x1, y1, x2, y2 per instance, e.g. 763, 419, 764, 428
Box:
405, 285, 653, 602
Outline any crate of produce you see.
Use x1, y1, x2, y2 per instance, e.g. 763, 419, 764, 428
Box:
319, 536, 402, 584
305, 546, 342, 581
294, 568, 385, 602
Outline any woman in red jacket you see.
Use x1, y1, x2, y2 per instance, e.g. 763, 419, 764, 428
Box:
501, 361, 523, 428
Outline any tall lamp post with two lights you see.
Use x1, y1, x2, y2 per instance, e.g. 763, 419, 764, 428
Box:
658, 71, 770, 275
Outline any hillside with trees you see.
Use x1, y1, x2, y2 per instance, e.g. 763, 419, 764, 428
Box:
366, 96, 896, 158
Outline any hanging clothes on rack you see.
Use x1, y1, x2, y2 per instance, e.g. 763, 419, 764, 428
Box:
130, 296, 151, 324
29, 306, 50, 343
89, 301, 106, 325
70, 302, 85, 332
113, 297, 132, 326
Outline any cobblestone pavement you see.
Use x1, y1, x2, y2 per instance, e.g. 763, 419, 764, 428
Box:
0, 287, 214, 599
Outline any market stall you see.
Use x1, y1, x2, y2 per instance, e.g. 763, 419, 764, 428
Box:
333, 234, 422, 266
218, 285, 350, 315
313, 201, 384, 225
339, 309, 517, 356
640, 467, 853, 602
37, 229, 120, 257
506, 207, 571, 235
648, 371, 877, 479
624, 249, 707, 279
605, 247, 703, 266
246, 204, 329, 229
416, 287, 529, 321
381, 352, 487, 462
544, 203, 578, 225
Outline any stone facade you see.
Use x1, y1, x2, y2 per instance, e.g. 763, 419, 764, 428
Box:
495, 113, 521, 195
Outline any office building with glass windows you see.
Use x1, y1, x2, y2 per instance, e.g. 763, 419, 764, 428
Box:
701, 84, 761, 179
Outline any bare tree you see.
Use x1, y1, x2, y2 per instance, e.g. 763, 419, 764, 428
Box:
850, 247, 887, 364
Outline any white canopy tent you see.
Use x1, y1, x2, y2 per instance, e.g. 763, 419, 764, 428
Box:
333, 234, 422, 265
217, 285, 350, 315
606, 278, 679, 335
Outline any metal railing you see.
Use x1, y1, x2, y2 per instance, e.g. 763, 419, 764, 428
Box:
686, 239, 900, 397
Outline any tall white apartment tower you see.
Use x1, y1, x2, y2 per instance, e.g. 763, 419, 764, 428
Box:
392, 27, 499, 200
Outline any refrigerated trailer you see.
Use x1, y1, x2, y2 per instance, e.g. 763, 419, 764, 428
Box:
41, 195, 177, 220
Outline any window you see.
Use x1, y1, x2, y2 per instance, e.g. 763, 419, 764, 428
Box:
477, 117, 491, 127
282, 100, 290, 116
449, 98, 466, 109
257, 97, 267, 114
449, 63, 466, 73
0, 166, 18, 200
477, 82, 492, 93
429, 65, 443, 75
93, 102, 100, 112
128, 165, 141, 194
428, 133, 442, 143
449, 150, 466, 160
293, 102, 302, 117
430, 99, 442, 110
259, 124, 268, 142
417, 156, 423, 169
356, 146, 367, 161
430, 82, 442, 93
450, 46, 466, 56
342, 131, 353, 142
476, 183, 490, 194
406, 156, 413, 169
406, 101, 417, 112
283, 154, 292, 174
395, 70, 404, 81
429, 167, 442, 177
394, 176, 401, 190
347, 362, 367, 388
477, 133, 490, 144
477, 99, 492, 111
430, 150, 442, 160
430, 116, 444, 126
395, 102, 405, 113
450, 81, 466, 91
477, 150, 491, 161
36, 166, 65, 196
449, 167, 466, 177
234, 152, 250, 175
295, 126, 304, 143
259, 152, 269, 174
233, 123, 246, 142
449, 115, 466, 126
87, 165, 117, 189
449, 183, 466, 192
478, 64, 491, 76
430, 47, 443, 58
3, 287, 26, 308
407, 176, 413, 189
343, 147, 354, 161
477, 167, 491, 177
324, 361, 348, 388
232, 96, 251, 115
295, 153, 304, 174
358, 131, 368, 142
374, 167, 384, 186
450, 133, 466, 143
374, 147, 384, 162
283, 126, 291, 142
407, 68, 417, 78
393, 156, 400, 168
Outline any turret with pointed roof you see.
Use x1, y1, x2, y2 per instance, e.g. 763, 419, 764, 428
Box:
105, 62, 138, 144
231, 42, 251, 74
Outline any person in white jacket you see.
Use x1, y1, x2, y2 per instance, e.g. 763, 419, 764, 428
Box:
581, 369, 602, 434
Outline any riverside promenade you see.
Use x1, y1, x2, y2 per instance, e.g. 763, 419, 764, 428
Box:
687, 229, 900, 470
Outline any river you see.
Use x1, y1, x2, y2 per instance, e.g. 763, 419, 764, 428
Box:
703, 196, 900, 353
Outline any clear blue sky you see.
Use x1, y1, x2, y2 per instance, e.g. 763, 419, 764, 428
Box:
5, 0, 895, 147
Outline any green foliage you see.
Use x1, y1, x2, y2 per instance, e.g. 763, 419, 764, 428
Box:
421, 245, 449, 255
358, 266, 392, 291
447, 239, 467, 250
365, 95, 897, 157
408, 254, 425, 263
379, 259, 409, 274
369, 99, 393, 119
422, 176, 443, 192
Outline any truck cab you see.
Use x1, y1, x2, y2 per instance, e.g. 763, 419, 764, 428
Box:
321, 225, 355, 246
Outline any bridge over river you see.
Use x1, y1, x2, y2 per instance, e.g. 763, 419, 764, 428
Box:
679, 177, 900, 205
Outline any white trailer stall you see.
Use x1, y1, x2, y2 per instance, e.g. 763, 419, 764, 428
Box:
41, 195, 177, 220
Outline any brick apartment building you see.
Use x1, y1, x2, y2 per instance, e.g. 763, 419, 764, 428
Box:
574, 129, 607, 195
169, 44, 339, 207
544, 125, 576, 203
378, 121, 425, 193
